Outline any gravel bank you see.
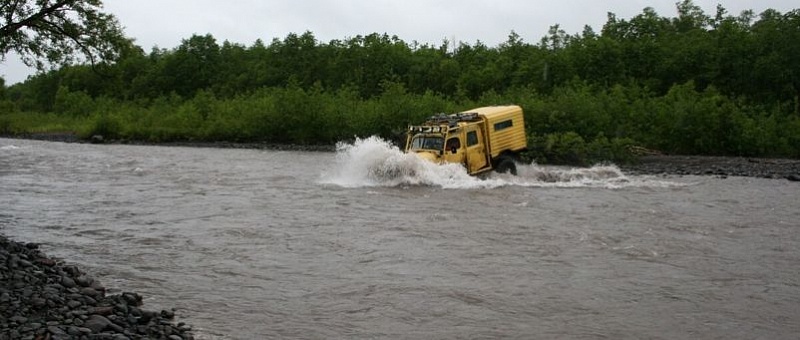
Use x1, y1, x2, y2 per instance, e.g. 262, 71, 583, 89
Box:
0, 236, 194, 340
619, 155, 800, 181
1, 132, 335, 152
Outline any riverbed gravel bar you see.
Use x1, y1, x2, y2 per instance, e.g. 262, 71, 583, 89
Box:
620, 155, 800, 180
0, 235, 194, 340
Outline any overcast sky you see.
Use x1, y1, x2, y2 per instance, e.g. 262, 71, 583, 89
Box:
1, 0, 797, 84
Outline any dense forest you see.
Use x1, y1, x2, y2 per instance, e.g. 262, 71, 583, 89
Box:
1, 1, 799, 164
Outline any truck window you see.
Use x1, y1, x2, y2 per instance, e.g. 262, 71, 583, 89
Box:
494, 120, 513, 131
411, 135, 444, 150
466, 131, 478, 146
446, 137, 461, 150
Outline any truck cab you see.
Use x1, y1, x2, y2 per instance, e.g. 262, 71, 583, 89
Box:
405, 105, 527, 175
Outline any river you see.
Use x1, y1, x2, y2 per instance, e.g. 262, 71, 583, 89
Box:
1, 137, 798, 339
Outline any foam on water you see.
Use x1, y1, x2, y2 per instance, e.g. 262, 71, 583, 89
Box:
319, 136, 503, 189
320, 136, 685, 189
509, 163, 681, 189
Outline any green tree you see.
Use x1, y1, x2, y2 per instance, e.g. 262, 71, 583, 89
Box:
0, 77, 15, 115
160, 34, 221, 97
0, 0, 128, 70
750, 9, 800, 105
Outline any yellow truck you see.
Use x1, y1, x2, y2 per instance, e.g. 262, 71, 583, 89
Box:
404, 105, 527, 175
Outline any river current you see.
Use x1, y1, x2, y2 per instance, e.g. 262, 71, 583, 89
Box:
1, 137, 798, 339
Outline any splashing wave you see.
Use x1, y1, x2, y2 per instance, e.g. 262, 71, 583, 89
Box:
319, 136, 684, 189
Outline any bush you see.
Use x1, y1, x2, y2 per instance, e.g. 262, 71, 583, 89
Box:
4, 76, 799, 160
53, 86, 95, 117
525, 132, 637, 166
81, 113, 123, 140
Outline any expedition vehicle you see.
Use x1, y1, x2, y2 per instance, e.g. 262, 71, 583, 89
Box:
404, 105, 527, 175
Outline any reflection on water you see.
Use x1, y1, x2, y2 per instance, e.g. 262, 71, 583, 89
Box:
1, 137, 799, 339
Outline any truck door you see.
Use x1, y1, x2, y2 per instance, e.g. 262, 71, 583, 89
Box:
464, 125, 488, 174
442, 134, 465, 166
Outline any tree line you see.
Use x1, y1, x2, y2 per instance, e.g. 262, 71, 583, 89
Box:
1, 1, 799, 163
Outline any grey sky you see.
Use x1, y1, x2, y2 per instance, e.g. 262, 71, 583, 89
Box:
1, 0, 797, 84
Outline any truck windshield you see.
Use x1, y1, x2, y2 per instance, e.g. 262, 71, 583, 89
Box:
410, 135, 444, 151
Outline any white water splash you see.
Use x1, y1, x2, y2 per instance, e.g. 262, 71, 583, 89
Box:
319, 136, 502, 189
509, 164, 683, 189
320, 136, 685, 189
0, 145, 20, 150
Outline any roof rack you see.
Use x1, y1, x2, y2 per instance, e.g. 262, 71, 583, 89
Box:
425, 112, 480, 127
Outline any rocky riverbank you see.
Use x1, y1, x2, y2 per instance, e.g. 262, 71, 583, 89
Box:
619, 155, 800, 181
1, 132, 336, 152
0, 235, 194, 340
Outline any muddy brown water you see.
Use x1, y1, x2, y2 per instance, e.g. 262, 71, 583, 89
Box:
1, 137, 798, 339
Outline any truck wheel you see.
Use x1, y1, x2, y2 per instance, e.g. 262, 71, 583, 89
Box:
495, 157, 517, 175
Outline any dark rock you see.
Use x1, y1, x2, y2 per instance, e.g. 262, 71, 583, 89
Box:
47, 325, 68, 336
91, 135, 105, 143
106, 321, 125, 333
67, 326, 84, 336
31, 297, 47, 307
787, 174, 800, 182
22, 287, 33, 297
115, 303, 129, 314
61, 276, 77, 288
10, 315, 28, 324
84, 315, 112, 333
89, 306, 115, 316
84, 295, 97, 305
0, 235, 194, 339
129, 306, 142, 317
122, 292, 142, 306
62, 264, 82, 277
139, 310, 156, 324
161, 309, 175, 319
67, 300, 82, 309
75, 275, 94, 287
81, 287, 101, 297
